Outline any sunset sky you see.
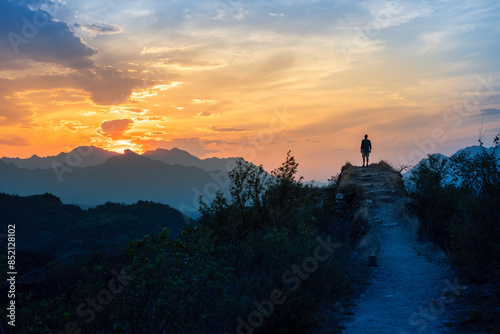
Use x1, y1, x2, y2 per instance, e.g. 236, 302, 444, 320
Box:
1, 0, 500, 180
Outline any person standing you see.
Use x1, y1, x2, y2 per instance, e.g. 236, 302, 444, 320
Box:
361, 134, 372, 167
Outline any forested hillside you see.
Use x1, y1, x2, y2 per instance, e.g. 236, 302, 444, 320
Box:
0, 193, 191, 271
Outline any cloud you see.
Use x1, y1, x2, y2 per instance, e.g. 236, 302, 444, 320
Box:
418, 25, 476, 54
361, 1, 434, 29
140, 45, 200, 55
0, 0, 96, 68
130, 82, 182, 101
75, 67, 142, 105
211, 126, 249, 132
0, 136, 30, 146
391, 93, 405, 100
108, 106, 147, 115
0, 95, 34, 125
134, 116, 165, 122
197, 111, 212, 117
0, 67, 144, 120
99, 119, 134, 139
45, 120, 88, 132
74, 23, 122, 35
192, 99, 217, 105
156, 58, 227, 72
188, 52, 296, 94
479, 109, 500, 117
146, 131, 167, 136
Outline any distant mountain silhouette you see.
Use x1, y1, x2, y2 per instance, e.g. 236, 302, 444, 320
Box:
143, 147, 240, 171
0, 152, 231, 216
1, 146, 119, 169
1, 146, 241, 172
454, 145, 500, 158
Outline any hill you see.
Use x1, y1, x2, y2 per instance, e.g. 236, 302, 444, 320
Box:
0, 192, 192, 260
0, 146, 118, 169
143, 147, 240, 171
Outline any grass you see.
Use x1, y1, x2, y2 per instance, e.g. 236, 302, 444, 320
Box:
371, 160, 396, 172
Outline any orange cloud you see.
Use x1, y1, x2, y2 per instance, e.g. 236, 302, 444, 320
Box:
211, 126, 249, 132
99, 119, 134, 140
0, 136, 29, 146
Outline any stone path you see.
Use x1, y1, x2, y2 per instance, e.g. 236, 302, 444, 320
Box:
340, 166, 460, 334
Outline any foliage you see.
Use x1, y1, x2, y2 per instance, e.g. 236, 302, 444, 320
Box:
6, 152, 367, 333
0, 194, 191, 261
409, 154, 454, 245
408, 137, 500, 333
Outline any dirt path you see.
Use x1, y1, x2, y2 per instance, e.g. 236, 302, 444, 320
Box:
340, 166, 461, 334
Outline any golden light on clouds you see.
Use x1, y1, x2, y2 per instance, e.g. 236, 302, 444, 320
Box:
1, 1, 500, 179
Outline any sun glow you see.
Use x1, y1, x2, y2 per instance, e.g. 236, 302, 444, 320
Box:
1, 1, 499, 180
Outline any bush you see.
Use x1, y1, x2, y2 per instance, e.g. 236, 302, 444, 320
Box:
10, 152, 366, 333
408, 137, 500, 333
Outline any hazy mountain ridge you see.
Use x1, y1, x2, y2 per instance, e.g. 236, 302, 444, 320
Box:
0, 146, 119, 170
1, 146, 240, 172
0, 149, 232, 216
143, 147, 241, 172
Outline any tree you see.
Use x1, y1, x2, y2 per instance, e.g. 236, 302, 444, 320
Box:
409, 154, 451, 242
227, 159, 269, 228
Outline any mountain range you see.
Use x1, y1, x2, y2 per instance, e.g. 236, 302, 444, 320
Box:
1, 146, 119, 169
0, 147, 241, 216
1, 146, 240, 172
403, 145, 500, 189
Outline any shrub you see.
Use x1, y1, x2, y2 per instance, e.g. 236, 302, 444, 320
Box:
408, 136, 500, 333
11, 151, 367, 333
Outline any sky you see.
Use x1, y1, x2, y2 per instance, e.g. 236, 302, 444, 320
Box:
1, 0, 500, 181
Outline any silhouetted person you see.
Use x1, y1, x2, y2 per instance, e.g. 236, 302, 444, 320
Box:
361, 134, 372, 167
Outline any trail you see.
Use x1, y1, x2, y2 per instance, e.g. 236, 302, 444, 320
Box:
340, 165, 460, 334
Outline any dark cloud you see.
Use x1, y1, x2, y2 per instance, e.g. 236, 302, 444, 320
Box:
75, 67, 142, 105
99, 119, 134, 139
148, 131, 167, 135
0, 2, 141, 106
0, 0, 96, 68
479, 109, 500, 117
74, 23, 122, 35
0, 136, 30, 146
0, 67, 142, 125
211, 126, 249, 132
197, 111, 212, 117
